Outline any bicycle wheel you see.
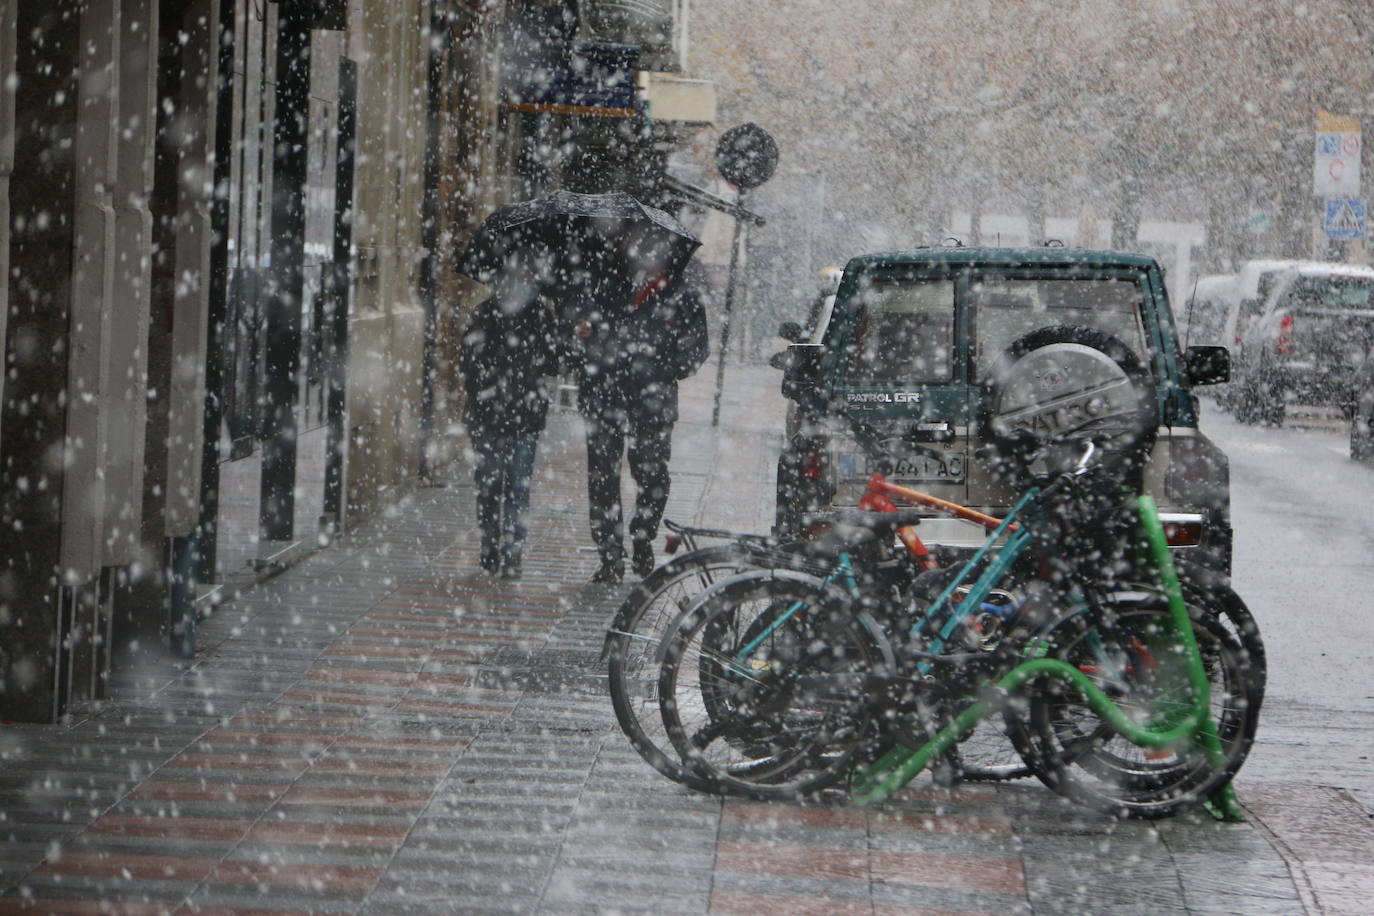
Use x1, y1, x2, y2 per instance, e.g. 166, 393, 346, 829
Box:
1007, 590, 1261, 819
958, 717, 1037, 782
1173, 559, 1266, 715
605, 542, 819, 790
1035, 578, 1265, 796
658, 569, 887, 800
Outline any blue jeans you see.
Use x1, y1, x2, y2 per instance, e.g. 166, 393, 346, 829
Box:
472, 431, 539, 564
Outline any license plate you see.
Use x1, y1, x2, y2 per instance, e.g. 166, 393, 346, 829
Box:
884, 448, 966, 483
840, 446, 966, 483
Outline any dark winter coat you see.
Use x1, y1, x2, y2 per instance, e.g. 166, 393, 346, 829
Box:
459, 296, 559, 435
565, 277, 709, 425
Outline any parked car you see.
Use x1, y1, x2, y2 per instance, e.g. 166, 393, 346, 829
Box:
772, 245, 1235, 573
1230, 263, 1374, 427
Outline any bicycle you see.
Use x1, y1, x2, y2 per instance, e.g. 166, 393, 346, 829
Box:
604, 522, 826, 791
605, 479, 1034, 792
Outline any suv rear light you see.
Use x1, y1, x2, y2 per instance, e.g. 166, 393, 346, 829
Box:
801, 449, 826, 480
1159, 513, 1204, 547
1276, 314, 1294, 355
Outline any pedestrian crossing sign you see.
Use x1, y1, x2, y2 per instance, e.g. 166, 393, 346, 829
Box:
1324, 198, 1366, 240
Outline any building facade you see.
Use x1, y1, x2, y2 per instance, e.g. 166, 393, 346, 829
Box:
0, 0, 717, 723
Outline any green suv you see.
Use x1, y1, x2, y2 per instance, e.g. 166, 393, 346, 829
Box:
773, 246, 1234, 572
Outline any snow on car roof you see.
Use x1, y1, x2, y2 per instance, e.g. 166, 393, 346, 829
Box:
846, 246, 1160, 270
1278, 262, 1374, 279
1188, 274, 1237, 301
1235, 259, 1306, 297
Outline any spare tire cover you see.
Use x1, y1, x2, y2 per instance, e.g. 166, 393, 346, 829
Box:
987, 341, 1144, 444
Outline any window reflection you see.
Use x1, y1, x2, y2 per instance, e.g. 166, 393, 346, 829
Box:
971, 277, 1148, 380
843, 278, 955, 386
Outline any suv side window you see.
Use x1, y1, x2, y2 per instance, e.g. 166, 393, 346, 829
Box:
970, 276, 1149, 381
841, 277, 956, 386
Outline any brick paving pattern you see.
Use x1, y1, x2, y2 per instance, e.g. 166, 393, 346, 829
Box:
0, 365, 1354, 914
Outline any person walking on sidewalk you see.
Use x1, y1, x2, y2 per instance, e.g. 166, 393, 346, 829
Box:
567, 264, 710, 584
458, 280, 559, 580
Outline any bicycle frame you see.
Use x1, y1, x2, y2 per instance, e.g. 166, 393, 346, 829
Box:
858, 472, 1012, 573
849, 493, 1243, 821
651, 475, 1029, 699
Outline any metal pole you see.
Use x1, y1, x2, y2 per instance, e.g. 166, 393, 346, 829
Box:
711, 196, 747, 427
323, 58, 358, 529
197, 0, 237, 580
260, 0, 311, 541
418, 0, 446, 483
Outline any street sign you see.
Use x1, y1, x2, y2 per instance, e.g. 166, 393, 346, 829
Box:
715, 123, 778, 190
1323, 198, 1366, 240
710, 123, 776, 426
1314, 109, 1362, 198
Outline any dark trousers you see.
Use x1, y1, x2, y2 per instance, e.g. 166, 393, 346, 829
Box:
472, 430, 539, 564
585, 413, 673, 564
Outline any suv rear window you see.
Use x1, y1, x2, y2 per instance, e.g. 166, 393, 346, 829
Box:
842, 277, 955, 385
971, 276, 1148, 381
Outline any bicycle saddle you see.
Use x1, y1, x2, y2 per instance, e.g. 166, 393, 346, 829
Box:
803, 508, 925, 548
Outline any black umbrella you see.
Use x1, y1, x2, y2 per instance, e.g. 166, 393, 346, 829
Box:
454, 190, 700, 308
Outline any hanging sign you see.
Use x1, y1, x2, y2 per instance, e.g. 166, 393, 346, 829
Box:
1314, 109, 1362, 198
503, 43, 641, 118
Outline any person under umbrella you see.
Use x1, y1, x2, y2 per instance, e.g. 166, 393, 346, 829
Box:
564, 260, 710, 583
457, 262, 560, 580
456, 189, 702, 583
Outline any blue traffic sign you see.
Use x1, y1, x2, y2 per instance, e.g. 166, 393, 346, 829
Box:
1324, 198, 1366, 240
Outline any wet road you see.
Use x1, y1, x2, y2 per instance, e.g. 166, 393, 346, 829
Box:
1200, 398, 1374, 814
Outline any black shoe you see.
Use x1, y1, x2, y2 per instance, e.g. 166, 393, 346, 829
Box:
631, 540, 655, 578
590, 559, 624, 584
479, 551, 500, 574
500, 559, 522, 581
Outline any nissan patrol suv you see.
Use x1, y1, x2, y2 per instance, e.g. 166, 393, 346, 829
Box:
772, 246, 1234, 572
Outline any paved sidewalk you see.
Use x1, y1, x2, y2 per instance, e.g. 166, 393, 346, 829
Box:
0, 364, 1364, 914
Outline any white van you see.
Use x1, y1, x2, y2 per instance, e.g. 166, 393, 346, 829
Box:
1224, 260, 1310, 349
